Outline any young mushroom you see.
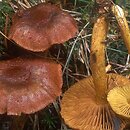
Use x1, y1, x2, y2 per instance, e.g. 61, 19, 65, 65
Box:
9, 3, 78, 52
0, 57, 62, 115
61, 16, 130, 130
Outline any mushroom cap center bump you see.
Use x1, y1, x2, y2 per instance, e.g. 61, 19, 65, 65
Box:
0, 58, 62, 115
0, 66, 30, 85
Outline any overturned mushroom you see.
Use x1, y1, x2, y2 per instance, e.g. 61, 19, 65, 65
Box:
0, 57, 62, 115
61, 74, 130, 130
9, 3, 78, 52
61, 16, 130, 130
107, 85, 130, 118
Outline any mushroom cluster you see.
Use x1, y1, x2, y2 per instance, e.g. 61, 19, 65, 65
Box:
106, 4, 130, 129
2, 3, 78, 116
107, 5, 130, 122
61, 15, 129, 130
2, 2, 77, 130
61, 1, 130, 130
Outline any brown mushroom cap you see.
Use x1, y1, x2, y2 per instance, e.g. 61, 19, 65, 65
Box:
107, 85, 130, 118
0, 57, 62, 115
9, 3, 78, 52
61, 73, 130, 130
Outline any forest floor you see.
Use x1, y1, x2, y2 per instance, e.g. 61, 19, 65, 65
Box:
0, 0, 130, 130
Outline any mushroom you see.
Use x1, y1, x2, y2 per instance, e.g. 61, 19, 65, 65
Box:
9, 3, 78, 52
61, 74, 130, 130
107, 85, 130, 118
0, 57, 62, 115
61, 16, 130, 129
111, 4, 130, 54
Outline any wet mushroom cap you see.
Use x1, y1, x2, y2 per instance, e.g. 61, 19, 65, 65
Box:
9, 3, 78, 52
61, 73, 130, 130
0, 57, 62, 115
107, 85, 130, 118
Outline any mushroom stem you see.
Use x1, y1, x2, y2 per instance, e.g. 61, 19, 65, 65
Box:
112, 5, 130, 54
90, 16, 108, 102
